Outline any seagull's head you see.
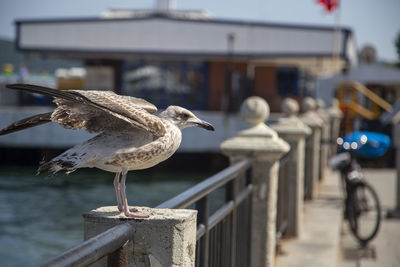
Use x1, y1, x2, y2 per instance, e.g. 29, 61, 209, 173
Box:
161, 106, 215, 131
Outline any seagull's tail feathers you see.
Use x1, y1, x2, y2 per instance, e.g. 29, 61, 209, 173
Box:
37, 145, 90, 176
37, 159, 78, 176
0, 112, 52, 136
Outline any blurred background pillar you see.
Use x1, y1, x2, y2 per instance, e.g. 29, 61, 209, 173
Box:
221, 96, 289, 267
316, 98, 331, 180
271, 98, 311, 237
388, 122, 400, 218
300, 97, 323, 200
328, 98, 343, 156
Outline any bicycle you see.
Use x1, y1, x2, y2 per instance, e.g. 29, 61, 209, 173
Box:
329, 131, 390, 246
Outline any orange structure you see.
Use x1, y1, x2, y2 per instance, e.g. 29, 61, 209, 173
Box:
337, 81, 392, 132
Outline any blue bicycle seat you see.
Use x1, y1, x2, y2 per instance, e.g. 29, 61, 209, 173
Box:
341, 131, 391, 158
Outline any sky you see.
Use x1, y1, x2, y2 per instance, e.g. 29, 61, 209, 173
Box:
0, 0, 399, 62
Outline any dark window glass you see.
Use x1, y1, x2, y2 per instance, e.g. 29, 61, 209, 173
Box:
277, 67, 299, 97
122, 60, 207, 110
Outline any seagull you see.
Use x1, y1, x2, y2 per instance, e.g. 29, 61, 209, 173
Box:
0, 84, 214, 218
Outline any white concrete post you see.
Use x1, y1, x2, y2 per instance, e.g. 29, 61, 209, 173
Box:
316, 99, 331, 180
300, 97, 323, 200
328, 98, 343, 155
220, 96, 289, 267
388, 122, 400, 218
83, 206, 197, 267
271, 98, 311, 237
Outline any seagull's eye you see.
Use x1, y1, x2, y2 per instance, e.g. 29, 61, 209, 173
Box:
180, 113, 190, 120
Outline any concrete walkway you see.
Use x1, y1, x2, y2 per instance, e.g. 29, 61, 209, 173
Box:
275, 168, 400, 267
275, 169, 343, 267
339, 169, 400, 267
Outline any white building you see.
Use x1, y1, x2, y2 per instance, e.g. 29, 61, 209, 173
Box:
16, 9, 357, 112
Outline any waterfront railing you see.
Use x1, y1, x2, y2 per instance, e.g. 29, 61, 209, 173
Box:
158, 158, 253, 267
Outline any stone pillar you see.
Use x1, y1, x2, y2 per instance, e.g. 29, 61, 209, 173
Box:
387, 122, 400, 218
83, 206, 197, 267
271, 98, 311, 237
316, 99, 331, 180
220, 96, 289, 267
328, 98, 343, 155
300, 97, 323, 200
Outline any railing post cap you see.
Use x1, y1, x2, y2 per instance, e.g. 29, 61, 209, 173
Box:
317, 111, 330, 124
316, 98, 325, 110
299, 97, 324, 128
83, 206, 197, 223
315, 98, 331, 125
328, 98, 343, 118
301, 97, 317, 113
299, 112, 324, 128
271, 117, 311, 140
281, 97, 299, 117
270, 97, 311, 138
240, 96, 270, 126
221, 97, 290, 161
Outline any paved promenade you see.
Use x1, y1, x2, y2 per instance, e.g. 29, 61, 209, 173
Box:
276, 168, 343, 267
276, 168, 400, 267
340, 169, 400, 267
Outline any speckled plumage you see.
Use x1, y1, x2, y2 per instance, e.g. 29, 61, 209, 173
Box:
1, 84, 214, 217
44, 120, 182, 174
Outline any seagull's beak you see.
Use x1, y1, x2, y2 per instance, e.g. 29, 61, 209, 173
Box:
191, 118, 215, 131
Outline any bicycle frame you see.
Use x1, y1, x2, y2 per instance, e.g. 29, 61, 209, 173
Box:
330, 148, 381, 246
335, 153, 363, 216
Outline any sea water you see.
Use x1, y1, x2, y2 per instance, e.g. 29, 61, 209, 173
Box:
0, 167, 207, 267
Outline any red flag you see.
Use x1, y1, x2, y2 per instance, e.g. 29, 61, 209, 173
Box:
317, 0, 338, 12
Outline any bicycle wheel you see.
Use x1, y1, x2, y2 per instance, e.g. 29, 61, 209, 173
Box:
347, 181, 381, 245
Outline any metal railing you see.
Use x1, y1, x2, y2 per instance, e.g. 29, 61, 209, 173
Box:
276, 153, 290, 253
42, 224, 132, 267
42, 158, 254, 267
158, 157, 253, 267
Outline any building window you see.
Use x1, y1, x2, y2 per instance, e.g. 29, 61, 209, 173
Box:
277, 67, 299, 96
122, 60, 207, 110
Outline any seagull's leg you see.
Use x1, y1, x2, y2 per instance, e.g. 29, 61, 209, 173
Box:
113, 172, 123, 212
120, 168, 149, 218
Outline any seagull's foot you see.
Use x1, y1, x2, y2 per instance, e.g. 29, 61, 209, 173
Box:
123, 208, 150, 218
117, 204, 123, 213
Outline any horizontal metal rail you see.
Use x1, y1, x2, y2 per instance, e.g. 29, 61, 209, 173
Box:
41, 223, 132, 267
157, 157, 254, 267
156, 158, 253, 209
208, 184, 252, 232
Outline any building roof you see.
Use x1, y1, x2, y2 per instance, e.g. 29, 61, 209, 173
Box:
319, 64, 400, 85
337, 64, 400, 84
16, 12, 356, 65
316, 64, 400, 105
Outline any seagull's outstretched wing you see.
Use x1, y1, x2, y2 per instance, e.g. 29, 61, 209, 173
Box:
0, 112, 52, 135
3, 84, 166, 136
